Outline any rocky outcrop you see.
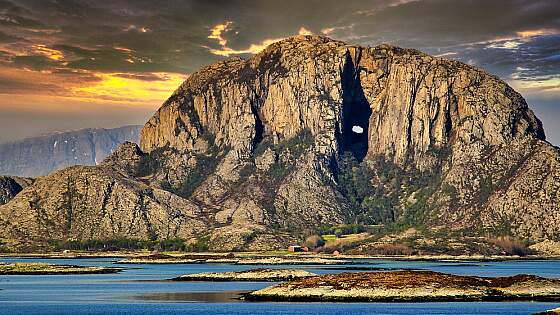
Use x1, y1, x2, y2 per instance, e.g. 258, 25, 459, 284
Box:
0, 157, 206, 250
0, 176, 33, 205
0, 262, 121, 275
172, 268, 317, 281
247, 270, 560, 302
1, 35, 559, 251
0, 125, 141, 177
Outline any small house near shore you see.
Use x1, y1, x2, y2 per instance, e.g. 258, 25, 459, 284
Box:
288, 245, 309, 252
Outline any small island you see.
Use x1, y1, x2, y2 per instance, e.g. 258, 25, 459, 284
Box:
534, 308, 560, 315
246, 270, 560, 302
0, 262, 122, 275
117, 253, 347, 265
171, 268, 317, 282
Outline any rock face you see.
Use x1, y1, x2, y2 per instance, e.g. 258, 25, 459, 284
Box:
0, 159, 206, 250
0, 176, 33, 205
0, 125, 141, 177
1, 35, 559, 251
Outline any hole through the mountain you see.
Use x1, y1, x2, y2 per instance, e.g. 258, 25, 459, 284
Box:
341, 52, 371, 161
352, 126, 364, 134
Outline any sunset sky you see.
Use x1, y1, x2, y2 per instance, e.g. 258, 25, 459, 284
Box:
0, 0, 559, 144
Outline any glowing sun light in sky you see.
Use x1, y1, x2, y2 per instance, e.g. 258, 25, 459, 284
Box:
73, 72, 187, 104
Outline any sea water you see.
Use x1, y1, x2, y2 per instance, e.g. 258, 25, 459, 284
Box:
0, 257, 559, 315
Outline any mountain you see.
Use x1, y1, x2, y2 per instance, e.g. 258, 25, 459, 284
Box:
0, 125, 142, 177
1, 35, 559, 252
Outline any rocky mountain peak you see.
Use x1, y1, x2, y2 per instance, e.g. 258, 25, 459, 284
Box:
141, 35, 544, 167
1, 36, 558, 252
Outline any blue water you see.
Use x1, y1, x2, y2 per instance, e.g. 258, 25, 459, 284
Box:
1, 257, 559, 314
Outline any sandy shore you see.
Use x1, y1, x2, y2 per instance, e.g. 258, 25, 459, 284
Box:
246, 270, 560, 302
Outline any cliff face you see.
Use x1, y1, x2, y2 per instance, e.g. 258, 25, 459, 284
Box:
1, 35, 558, 251
0, 176, 33, 205
0, 125, 142, 177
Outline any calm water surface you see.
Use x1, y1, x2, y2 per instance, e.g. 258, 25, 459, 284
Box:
1, 257, 559, 314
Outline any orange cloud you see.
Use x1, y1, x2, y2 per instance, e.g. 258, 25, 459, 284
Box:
32, 44, 64, 61
72, 72, 186, 104
206, 37, 284, 57
0, 65, 185, 109
206, 22, 313, 57
516, 29, 558, 38
208, 22, 233, 46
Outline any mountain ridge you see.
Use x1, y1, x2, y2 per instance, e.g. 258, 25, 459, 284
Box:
0, 125, 142, 177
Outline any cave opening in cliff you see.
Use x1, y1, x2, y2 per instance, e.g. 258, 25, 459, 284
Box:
341, 53, 371, 162
251, 104, 264, 149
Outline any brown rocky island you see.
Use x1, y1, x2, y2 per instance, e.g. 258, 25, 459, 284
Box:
172, 268, 317, 282
0, 262, 122, 275
246, 270, 560, 302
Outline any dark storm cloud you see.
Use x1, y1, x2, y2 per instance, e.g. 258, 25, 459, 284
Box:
0, 30, 19, 43
1, 0, 557, 77
341, 0, 560, 47
11, 54, 56, 70
2, 0, 441, 73
0, 13, 44, 28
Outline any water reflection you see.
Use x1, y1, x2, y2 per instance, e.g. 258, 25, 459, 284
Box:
129, 290, 248, 303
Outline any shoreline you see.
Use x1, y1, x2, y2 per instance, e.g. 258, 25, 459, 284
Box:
2, 251, 560, 263
243, 293, 560, 303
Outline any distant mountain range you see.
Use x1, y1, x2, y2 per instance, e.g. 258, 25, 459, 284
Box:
0, 125, 141, 177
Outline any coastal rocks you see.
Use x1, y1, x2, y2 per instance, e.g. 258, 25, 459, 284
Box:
235, 257, 346, 265
172, 268, 317, 282
117, 253, 349, 265
0, 262, 121, 275
247, 270, 560, 302
534, 308, 560, 315
530, 240, 560, 256
117, 253, 237, 264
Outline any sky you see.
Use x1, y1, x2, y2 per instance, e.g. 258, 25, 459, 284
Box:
0, 0, 559, 145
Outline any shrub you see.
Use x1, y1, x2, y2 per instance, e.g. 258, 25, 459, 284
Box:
0, 241, 8, 253
185, 236, 210, 252
304, 235, 325, 249
487, 236, 531, 256
319, 224, 369, 236
362, 244, 414, 256
173, 135, 225, 198
49, 238, 193, 252
136, 147, 168, 177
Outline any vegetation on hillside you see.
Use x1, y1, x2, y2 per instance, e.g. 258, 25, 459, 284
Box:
49, 237, 210, 252
335, 151, 445, 228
